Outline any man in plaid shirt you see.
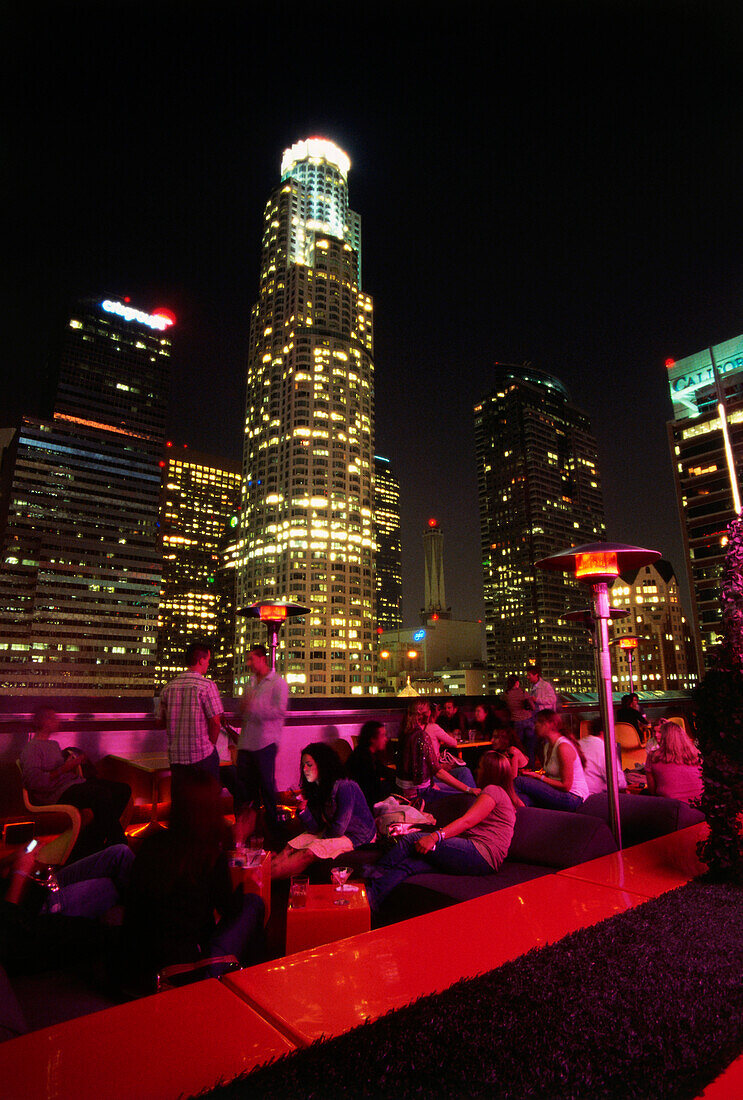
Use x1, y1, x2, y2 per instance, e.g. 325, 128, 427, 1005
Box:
157, 642, 224, 781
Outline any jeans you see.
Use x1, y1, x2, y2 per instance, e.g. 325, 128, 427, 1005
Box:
42, 843, 134, 918
366, 832, 491, 911
516, 718, 537, 768
433, 763, 476, 791
236, 745, 282, 842
170, 747, 221, 785
514, 776, 583, 812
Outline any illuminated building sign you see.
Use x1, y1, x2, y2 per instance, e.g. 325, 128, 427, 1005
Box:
101, 299, 176, 331
667, 335, 743, 420
412, 629, 426, 642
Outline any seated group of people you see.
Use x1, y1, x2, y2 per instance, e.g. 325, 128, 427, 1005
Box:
2, 697, 704, 1008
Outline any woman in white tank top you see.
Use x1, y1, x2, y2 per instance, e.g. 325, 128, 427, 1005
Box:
514, 709, 589, 811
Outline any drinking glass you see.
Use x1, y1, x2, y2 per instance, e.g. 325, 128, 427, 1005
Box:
331, 865, 352, 904
289, 874, 309, 908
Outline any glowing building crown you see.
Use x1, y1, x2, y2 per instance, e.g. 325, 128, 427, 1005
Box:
281, 138, 350, 180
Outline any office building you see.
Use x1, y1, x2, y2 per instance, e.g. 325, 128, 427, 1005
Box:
236, 137, 375, 696
609, 560, 698, 692
474, 365, 606, 693
156, 445, 242, 695
666, 335, 743, 671
374, 454, 402, 631
421, 518, 451, 621
0, 297, 172, 694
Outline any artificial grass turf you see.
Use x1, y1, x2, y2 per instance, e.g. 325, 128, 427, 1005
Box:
198, 880, 743, 1099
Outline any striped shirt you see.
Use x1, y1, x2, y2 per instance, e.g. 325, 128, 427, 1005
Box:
159, 672, 223, 765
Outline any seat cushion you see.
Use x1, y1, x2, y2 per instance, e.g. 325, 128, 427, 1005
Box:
577, 792, 704, 847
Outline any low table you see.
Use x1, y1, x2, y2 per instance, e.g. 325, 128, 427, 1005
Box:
286, 883, 370, 955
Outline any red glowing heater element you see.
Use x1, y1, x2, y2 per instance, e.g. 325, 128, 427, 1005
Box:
259, 604, 287, 623
575, 551, 619, 579
619, 636, 639, 650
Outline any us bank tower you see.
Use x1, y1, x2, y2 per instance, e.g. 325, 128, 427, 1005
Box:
236, 138, 375, 696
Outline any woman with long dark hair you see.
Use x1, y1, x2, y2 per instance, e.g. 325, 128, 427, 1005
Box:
347, 720, 395, 808
271, 742, 376, 879
124, 771, 264, 988
367, 750, 519, 911
396, 701, 477, 805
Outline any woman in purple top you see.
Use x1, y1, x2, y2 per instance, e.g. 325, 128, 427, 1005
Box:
271, 742, 376, 879
645, 721, 702, 804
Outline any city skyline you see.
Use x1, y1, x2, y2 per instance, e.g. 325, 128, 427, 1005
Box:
6, 1, 742, 630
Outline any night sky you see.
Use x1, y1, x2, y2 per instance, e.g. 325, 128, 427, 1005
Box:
6, 0, 742, 625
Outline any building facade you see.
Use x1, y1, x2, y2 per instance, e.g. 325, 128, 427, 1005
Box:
609, 561, 698, 693
0, 298, 172, 694
374, 454, 402, 631
474, 365, 606, 693
666, 335, 743, 671
156, 445, 241, 695
421, 519, 451, 621
236, 138, 375, 696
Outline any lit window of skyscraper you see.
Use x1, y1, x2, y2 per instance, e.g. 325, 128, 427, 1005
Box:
236, 138, 375, 696
474, 365, 606, 693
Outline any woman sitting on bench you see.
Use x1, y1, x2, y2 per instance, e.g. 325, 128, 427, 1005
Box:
366, 750, 518, 912
271, 742, 376, 879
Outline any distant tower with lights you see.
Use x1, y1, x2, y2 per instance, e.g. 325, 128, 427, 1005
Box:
422, 519, 451, 622
156, 445, 242, 694
236, 138, 375, 696
474, 364, 606, 692
666, 335, 743, 672
374, 454, 402, 631
0, 297, 173, 694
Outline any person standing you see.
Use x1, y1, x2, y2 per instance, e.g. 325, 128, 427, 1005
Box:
527, 666, 558, 712
157, 641, 224, 783
504, 675, 537, 766
237, 644, 289, 844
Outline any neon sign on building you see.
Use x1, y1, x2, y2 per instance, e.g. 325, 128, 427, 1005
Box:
100, 299, 176, 331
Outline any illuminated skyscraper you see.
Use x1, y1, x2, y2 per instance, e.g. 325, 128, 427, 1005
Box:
666, 335, 743, 671
0, 297, 172, 694
236, 138, 375, 696
156, 445, 242, 694
374, 455, 402, 631
474, 365, 606, 692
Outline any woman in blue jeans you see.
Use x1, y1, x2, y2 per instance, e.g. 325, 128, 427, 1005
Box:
514, 709, 589, 811
367, 751, 518, 912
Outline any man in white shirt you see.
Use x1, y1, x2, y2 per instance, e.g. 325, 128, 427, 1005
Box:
237, 644, 289, 843
527, 667, 558, 710
580, 717, 627, 796
157, 642, 224, 782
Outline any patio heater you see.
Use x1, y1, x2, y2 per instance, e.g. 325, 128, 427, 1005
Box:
613, 634, 641, 694
537, 543, 660, 847
237, 600, 310, 673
